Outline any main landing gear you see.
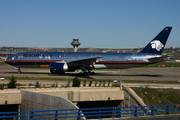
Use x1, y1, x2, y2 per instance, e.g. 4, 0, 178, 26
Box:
50, 69, 65, 75
81, 70, 96, 77
80, 66, 95, 77
15, 67, 21, 73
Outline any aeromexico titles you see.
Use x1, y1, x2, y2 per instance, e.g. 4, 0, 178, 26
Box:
5, 27, 172, 75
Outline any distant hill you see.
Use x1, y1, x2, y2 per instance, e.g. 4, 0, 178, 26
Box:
0, 46, 142, 52
0, 46, 180, 59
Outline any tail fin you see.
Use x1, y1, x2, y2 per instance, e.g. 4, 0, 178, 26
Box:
140, 27, 172, 55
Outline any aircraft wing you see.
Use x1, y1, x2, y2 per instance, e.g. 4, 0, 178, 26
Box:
147, 55, 171, 62
67, 56, 102, 66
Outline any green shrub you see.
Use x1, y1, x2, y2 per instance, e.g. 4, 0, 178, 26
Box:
72, 77, 81, 87
0, 84, 5, 90
35, 81, 40, 88
7, 75, 17, 88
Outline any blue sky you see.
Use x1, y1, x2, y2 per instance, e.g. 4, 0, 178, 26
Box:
0, 0, 180, 49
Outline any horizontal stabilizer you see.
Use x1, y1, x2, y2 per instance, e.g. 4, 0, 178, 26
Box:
147, 55, 170, 62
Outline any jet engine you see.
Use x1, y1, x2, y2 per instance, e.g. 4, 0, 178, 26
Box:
50, 62, 68, 74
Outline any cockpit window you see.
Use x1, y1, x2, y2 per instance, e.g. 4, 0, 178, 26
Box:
7, 56, 13, 59
7, 55, 16, 60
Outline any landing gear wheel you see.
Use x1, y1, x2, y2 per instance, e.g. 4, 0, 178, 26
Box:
81, 72, 90, 77
50, 70, 56, 74
91, 71, 96, 75
17, 68, 21, 73
59, 72, 65, 75
50, 70, 65, 75
86, 72, 90, 77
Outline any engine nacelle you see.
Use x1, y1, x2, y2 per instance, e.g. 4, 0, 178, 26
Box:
50, 62, 68, 74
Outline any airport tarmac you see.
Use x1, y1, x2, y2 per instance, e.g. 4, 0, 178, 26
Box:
0, 65, 180, 81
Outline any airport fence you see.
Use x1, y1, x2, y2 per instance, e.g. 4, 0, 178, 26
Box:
0, 104, 180, 120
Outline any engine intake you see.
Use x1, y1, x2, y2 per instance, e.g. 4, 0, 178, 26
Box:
50, 62, 68, 74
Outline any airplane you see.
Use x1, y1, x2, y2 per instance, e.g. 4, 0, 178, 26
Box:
5, 27, 172, 76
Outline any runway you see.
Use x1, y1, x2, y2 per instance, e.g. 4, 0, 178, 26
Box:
0, 65, 180, 81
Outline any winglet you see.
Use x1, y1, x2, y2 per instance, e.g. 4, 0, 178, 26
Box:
139, 27, 172, 55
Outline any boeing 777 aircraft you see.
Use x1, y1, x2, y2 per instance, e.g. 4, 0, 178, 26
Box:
5, 27, 172, 76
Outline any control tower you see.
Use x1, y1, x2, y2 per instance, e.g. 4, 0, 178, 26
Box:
71, 38, 81, 52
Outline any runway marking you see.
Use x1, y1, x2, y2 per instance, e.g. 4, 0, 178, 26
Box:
27, 70, 50, 73
27, 70, 118, 74
38, 74, 47, 75
40, 76, 47, 78
37, 74, 48, 78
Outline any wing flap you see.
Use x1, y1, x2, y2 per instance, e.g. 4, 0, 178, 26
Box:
67, 56, 102, 66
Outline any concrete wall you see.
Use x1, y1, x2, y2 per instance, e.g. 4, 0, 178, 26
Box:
0, 87, 124, 105
20, 88, 124, 120
0, 89, 21, 105
21, 90, 79, 111
76, 88, 123, 101
22, 87, 124, 102
21, 90, 84, 120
